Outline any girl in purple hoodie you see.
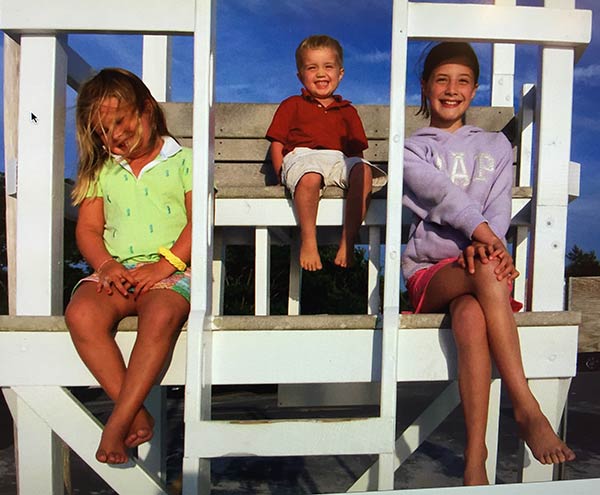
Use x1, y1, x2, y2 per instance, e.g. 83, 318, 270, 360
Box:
402, 42, 574, 485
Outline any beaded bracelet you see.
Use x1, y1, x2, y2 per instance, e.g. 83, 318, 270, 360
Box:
158, 246, 187, 272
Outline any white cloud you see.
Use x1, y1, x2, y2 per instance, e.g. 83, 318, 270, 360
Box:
575, 64, 600, 86
351, 49, 390, 64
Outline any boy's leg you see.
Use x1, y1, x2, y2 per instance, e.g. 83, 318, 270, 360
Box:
449, 295, 492, 486
294, 172, 323, 271
95, 289, 188, 464
336, 162, 372, 267
422, 260, 575, 465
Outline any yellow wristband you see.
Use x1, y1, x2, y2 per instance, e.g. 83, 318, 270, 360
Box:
158, 247, 187, 272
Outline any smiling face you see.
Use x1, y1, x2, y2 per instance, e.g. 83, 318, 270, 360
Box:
297, 47, 344, 105
94, 96, 152, 160
422, 57, 478, 133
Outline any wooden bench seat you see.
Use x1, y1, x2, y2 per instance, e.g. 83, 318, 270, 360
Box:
0, 311, 580, 387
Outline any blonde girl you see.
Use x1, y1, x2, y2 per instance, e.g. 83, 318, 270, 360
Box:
65, 68, 192, 464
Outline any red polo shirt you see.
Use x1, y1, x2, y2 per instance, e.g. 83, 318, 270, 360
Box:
266, 89, 368, 158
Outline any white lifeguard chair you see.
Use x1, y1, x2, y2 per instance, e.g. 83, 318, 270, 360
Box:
0, 1, 597, 494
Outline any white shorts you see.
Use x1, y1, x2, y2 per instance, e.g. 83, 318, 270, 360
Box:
281, 147, 387, 197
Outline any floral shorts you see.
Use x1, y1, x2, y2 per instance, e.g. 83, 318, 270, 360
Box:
74, 261, 191, 302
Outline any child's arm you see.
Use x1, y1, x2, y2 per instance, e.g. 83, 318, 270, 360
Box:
269, 141, 284, 184
130, 190, 192, 299
403, 142, 485, 240
76, 197, 137, 296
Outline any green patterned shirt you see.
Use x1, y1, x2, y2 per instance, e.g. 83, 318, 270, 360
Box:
86, 137, 192, 263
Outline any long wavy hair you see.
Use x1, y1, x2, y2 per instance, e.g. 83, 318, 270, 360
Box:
72, 68, 172, 205
417, 42, 480, 119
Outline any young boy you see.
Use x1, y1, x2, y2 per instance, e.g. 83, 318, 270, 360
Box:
266, 34, 386, 271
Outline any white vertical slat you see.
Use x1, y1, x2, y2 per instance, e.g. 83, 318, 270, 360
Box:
142, 35, 173, 102
9, 390, 64, 495
529, 47, 574, 311
184, 0, 216, 493
485, 379, 502, 484
138, 386, 167, 483
255, 227, 271, 315
491, 0, 516, 108
288, 232, 302, 315
514, 84, 535, 307
15, 35, 67, 315
378, 0, 409, 489
212, 230, 225, 315
520, 378, 571, 482
367, 226, 381, 315
3, 34, 19, 316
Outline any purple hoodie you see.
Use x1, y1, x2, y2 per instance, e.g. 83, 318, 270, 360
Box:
402, 125, 513, 279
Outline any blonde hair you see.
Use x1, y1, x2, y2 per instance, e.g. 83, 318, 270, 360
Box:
72, 68, 172, 205
295, 34, 344, 71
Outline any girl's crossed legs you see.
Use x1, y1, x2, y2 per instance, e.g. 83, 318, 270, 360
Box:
65, 282, 189, 464
420, 258, 575, 485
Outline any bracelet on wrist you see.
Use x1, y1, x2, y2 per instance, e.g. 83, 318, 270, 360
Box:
158, 246, 187, 272
96, 257, 115, 273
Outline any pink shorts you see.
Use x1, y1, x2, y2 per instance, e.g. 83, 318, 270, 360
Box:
406, 257, 523, 313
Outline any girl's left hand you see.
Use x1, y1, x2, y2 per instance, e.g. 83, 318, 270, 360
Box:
129, 259, 175, 299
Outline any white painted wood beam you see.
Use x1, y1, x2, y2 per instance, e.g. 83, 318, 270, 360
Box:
185, 417, 395, 458
529, 48, 574, 310
0, 324, 578, 386
16, 35, 66, 315
13, 386, 170, 494
407, 3, 591, 46
143, 35, 172, 102
0, 0, 195, 34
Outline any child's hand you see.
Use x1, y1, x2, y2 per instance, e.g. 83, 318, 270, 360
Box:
458, 241, 519, 281
97, 260, 137, 296
129, 259, 176, 299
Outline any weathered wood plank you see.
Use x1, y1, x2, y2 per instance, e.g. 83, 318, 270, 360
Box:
568, 276, 600, 352
162, 103, 514, 140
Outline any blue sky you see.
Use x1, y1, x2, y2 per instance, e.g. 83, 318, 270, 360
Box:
1, 0, 599, 256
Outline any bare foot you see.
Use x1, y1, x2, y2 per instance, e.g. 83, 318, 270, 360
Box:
125, 407, 155, 448
334, 239, 355, 268
96, 419, 129, 464
300, 240, 322, 271
518, 414, 575, 464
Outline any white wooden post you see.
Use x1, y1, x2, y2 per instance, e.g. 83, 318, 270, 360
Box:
15, 35, 67, 315
183, 0, 216, 493
142, 35, 173, 102
3, 34, 19, 316
4, 389, 64, 495
514, 84, 535, 307
138, 386, 167, 483
255, 227, 271, 315
288, 232, 302, 315
368, 226, 381, 314
491, 1, 515, 107
529, 48, 574, 311
377, 0, 409, 488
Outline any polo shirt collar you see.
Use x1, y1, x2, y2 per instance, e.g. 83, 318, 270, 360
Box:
300, 88, 351, 109
114, 136, 182, 178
